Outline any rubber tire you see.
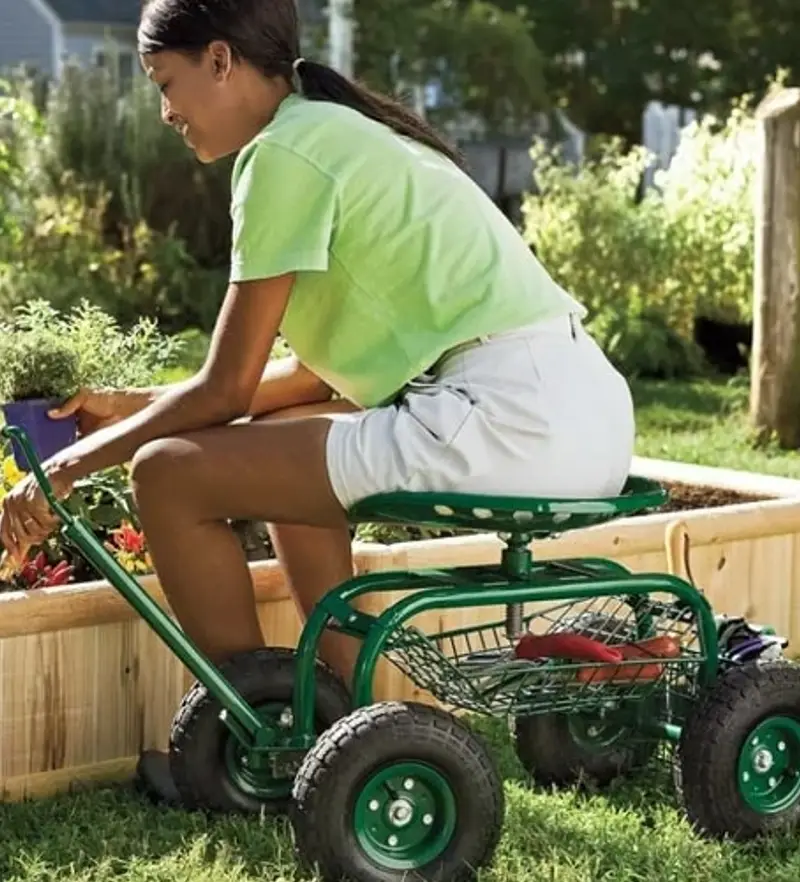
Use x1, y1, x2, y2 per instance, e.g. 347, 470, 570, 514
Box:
290, 701, 505, 882
514, 612, 655, 788
169, 647, 351, 814
515, 709, 656, 789
676, 660, 800, 841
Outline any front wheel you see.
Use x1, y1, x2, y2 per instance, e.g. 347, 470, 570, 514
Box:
676, 660, 800, 840
169, 647, 352, 814
290, 702, 505, 882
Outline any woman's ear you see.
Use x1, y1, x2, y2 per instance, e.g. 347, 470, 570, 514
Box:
207, 40, 234, 81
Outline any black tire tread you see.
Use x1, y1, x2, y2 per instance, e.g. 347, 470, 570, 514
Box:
677, 659, 800, 840
170, 647, 351, 814
515, 712, 654, 788
291, 701, 504, 882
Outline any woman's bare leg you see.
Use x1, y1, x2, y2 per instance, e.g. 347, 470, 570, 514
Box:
256, 401, 364, 687
130, 413, 352, 663
131, 402, 362, 805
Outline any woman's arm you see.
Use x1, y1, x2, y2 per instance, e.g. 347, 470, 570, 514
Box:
117, 355, 332, 422
247, 355, 333, 417
48, 274, 296, 490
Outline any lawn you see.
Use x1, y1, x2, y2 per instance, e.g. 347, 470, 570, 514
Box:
1, 719, 799, 882
632, 376, 800, 477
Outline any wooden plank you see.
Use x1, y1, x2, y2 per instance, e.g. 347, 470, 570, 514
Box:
1, 756, 138, 802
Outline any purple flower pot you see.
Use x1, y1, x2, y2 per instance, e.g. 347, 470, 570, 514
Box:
1, 398, 78, 472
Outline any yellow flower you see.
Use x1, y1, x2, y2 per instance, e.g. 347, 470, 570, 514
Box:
2, 456, 24, 490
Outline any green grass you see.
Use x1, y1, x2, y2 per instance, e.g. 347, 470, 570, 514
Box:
1, 721, 799, 881
633, 375, 800, 477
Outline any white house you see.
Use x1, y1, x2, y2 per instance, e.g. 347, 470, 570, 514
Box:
0, 0, 140, 80
0, 0, 326, 81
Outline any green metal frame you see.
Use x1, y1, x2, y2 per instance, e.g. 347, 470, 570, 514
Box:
1, 424, 718, 764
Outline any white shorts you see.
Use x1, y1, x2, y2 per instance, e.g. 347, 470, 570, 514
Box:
325, 314, 635, 510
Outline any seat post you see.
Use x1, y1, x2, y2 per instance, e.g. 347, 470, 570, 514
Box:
502, 533, 533, 641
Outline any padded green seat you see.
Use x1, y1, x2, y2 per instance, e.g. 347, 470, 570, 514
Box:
347, 476, 668, 535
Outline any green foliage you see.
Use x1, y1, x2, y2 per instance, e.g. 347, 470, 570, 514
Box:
0, 330, 80, 402
0, 70, 229, 334
523, 99, 756, 378
1, 299, 183, 390
490, 0, 793, 146
655, 100, 757, 324
0, 173, 226, 332
355, 0, 548, 133
38, 63, 233, 269
0, 78, 43, 247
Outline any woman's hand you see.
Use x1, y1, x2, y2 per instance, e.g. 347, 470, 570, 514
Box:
49, 388, 161, 437
0, 466, 72, 565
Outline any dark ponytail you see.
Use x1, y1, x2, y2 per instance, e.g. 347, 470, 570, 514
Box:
295, 60, 465, 169
138, 0, 465, 169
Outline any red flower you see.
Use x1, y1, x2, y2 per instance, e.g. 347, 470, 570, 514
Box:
20, 551, 74, 589
109, 522, 146, 555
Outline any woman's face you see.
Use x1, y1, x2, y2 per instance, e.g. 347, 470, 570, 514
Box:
140, 45, 282, 163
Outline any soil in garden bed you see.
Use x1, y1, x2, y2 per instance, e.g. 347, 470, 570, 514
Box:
656, 481, 769, 514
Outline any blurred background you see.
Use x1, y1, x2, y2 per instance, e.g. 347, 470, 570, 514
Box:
0, 0, 793, 383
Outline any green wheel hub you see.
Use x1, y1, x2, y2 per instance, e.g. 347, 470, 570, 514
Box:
737, 716, 800, 814
353, 762, 457, 870
568, 714, 629, 752
224, 703, 297, 800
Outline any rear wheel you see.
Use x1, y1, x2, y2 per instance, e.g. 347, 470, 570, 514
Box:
515, 613, 655, 787
676, 660, 800, 840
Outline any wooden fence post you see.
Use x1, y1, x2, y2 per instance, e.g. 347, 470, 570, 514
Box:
751, 87, 800, 447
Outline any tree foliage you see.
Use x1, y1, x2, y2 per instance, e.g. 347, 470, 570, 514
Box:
487, 0, 799, 142
354, 0, 548, 132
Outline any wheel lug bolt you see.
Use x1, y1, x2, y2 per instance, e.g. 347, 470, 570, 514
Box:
388, 835, 398, 847
369, 800, 380, 811
404, 779, 415, 790
779, 742, 787, 751
423, 814, 433, 826
769, 777, 777, 788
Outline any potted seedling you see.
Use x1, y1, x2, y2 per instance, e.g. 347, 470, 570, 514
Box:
0, 330, 81, 471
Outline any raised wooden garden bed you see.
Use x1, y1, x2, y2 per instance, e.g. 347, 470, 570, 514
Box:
2, 458, 800, 803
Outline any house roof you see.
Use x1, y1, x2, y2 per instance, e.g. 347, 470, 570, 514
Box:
46, 1, 141, 26
47, 0, 323, 29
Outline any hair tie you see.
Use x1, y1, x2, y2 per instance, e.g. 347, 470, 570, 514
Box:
291, 57, 306, 93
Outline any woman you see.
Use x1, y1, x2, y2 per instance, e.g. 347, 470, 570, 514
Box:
0, 0, 634, 804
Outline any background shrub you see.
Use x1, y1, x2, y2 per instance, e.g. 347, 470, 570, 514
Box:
522, 98, 756, 378
0, 70, 229, 334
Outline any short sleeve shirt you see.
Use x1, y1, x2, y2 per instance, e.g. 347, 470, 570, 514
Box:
229, 93, 585, 408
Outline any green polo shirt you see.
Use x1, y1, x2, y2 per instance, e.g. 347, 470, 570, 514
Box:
229, 93, 584, 408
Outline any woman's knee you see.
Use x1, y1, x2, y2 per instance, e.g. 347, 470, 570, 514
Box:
130, 436, 196, 503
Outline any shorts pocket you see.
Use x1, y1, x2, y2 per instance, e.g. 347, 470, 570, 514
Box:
400, 382, 478, 447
